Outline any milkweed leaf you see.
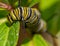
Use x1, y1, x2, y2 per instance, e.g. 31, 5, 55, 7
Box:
0, 23, 9, 46
6, 21, 20, 46
21, 34, 48, 46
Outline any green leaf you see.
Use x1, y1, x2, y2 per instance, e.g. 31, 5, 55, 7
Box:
0, 18, 7, 25
29, 0, 39, 7
47, 2, 60, 36
0, 0, 9, 4
6, 21, 20, 46
8, 0, 18, 8
21, 0, 28, 6
39, 1, 60, 36
33, 34, 48, 46
40, 0, 59, 21
0, 23, 9, 46
0, 10, 8, 18
40, 0, 59, 11
21, 34, 48, 46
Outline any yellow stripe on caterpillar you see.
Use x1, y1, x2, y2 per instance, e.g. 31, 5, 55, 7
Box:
10, 11, 16, 20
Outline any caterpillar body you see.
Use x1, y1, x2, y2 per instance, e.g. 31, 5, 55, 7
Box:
0, 2, 47, 32
7, 7, 44, 32
7, 7, 40, 24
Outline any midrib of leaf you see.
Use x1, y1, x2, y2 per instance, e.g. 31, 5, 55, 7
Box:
6, 21, 20, 46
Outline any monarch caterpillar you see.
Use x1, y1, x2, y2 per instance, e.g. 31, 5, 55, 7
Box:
0, 2, 47, 32
7, 7, 40, 24
0, 1, 47, 46
0, 1, 58, 46
7, 7, 41, 30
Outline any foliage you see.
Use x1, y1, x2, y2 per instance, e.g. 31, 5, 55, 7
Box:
0, 0, 60, 46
